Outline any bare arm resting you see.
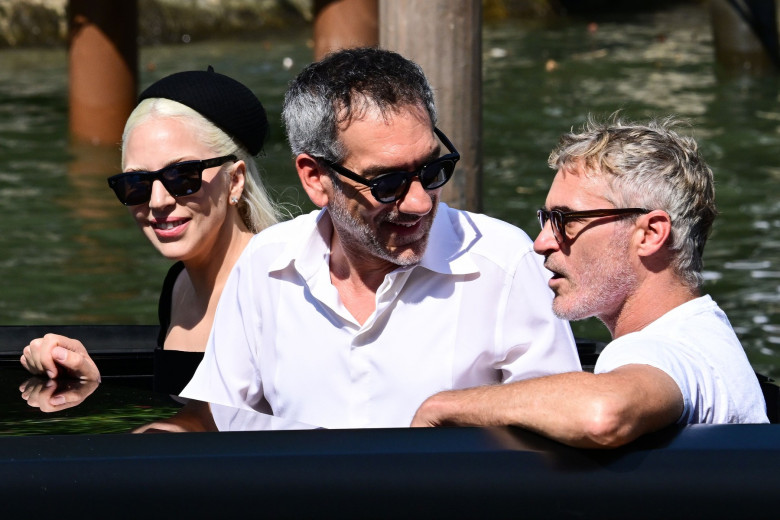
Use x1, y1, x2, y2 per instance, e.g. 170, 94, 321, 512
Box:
20, 333, 101, 382
411, 364, 683, 449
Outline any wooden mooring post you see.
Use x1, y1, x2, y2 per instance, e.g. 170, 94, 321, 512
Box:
314, 0, 379, 60
379, 0, 483, 212
710, 0, 780, 75
68, 0, 138, 146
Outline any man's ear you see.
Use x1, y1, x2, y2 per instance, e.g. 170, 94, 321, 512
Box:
636, 210, 672, 257
296, 153, 331, 208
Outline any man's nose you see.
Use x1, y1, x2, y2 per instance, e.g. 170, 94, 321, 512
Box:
533, 219, 559, 255
397, 178, 433, 216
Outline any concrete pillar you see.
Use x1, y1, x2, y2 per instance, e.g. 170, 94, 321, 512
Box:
380, 0, 482, 212
313, 0, 379, 60
68, 0, 138, 145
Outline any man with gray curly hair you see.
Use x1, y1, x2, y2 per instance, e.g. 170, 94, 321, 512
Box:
413, 115, 768, 446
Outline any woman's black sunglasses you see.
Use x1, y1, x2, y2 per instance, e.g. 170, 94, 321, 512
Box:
107, 155, 237, 206
319, 127, 460, 204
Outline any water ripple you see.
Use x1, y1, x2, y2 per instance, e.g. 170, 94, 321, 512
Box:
724, 260, 772, 270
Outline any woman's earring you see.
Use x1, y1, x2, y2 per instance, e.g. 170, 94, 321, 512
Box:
230, 196, 239, 205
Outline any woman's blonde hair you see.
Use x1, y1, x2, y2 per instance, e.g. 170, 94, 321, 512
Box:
122, 98, 281, 233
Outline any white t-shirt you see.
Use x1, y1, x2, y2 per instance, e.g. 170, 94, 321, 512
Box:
595, 295, 768, 424
182, 204, 580, 428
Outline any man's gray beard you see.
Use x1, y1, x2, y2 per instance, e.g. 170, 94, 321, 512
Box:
550, 231, 638, 323
326, 186, 435, 267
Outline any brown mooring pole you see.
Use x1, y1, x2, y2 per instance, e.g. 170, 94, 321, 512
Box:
68, 0, 138, 145
710, 0, 780, 75
380, 0, 482, 212
313, 0, 379, 60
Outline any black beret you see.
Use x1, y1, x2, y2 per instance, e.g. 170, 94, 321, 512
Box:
138, 66, 268, 155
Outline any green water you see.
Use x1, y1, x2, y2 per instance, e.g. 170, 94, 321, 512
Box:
1, 4, 778, 377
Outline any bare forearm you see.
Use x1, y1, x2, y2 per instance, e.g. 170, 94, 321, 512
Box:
412, 368, 682, 449
413, 373, 600, 445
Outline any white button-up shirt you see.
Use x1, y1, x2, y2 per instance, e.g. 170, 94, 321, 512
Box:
182, 204, 580, 428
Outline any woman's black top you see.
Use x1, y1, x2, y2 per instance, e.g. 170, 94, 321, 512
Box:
153, 261, 204, 395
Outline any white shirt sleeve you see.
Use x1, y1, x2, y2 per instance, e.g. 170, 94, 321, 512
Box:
498, 247, 581, 382
180, 254, 270, 413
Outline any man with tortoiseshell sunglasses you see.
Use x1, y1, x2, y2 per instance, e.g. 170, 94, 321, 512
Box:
413, 115, 768, 446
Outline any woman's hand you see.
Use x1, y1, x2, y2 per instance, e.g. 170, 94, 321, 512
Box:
20, 334, 101, 381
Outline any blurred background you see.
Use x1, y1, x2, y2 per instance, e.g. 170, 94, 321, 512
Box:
0, 0, 778, 378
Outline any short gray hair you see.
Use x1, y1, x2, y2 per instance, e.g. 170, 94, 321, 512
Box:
282, 47, 437, 162
548, 114, 717, 288
122, 98, 281, 233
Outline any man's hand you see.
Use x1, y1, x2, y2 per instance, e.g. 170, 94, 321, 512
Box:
411, 390, 471, 428
19, 376, 99, 413
20, 334, 101, 381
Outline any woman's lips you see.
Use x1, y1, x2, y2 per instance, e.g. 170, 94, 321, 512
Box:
150, 218, 190, 238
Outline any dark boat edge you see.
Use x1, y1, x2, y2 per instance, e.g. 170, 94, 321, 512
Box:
1, 424, 779, 518
1, 325, 779, 516
0, 324, 159, 378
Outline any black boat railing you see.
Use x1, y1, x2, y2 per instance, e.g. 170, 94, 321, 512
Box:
0, 324, 158, 377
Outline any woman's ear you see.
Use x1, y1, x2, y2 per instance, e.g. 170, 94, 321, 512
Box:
296, 154, 331, 208
228, 160, 246, 203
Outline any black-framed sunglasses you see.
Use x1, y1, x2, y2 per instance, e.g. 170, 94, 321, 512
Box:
107, 155, 237, 206
319, 127, 460, 204
537, 207, 650, 243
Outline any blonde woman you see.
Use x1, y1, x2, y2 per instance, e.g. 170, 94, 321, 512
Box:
21, 68, 281, 396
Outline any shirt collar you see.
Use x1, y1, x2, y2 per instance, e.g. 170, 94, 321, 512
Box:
416, 204, 480, 275
269, 204, 480, 279
268, 209, 331, 280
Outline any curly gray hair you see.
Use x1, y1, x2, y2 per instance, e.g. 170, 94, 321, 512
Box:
282, 47, 437, 163
548, 114, 717, 289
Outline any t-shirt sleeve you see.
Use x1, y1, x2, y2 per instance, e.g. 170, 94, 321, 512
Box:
594, 335, 694, 423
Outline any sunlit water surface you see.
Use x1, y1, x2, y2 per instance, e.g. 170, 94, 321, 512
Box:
1, 4, 778, 377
